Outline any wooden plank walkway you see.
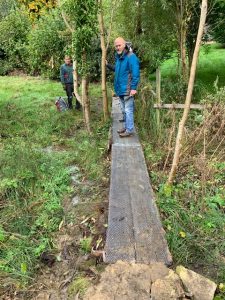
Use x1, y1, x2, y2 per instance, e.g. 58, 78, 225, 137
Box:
104, 97, 172, 265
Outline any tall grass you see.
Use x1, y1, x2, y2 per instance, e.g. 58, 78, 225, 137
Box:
0, 76, 109, 288
136, 74, 225, 285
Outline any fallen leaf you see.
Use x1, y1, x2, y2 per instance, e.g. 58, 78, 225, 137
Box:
58, 220, 64, 230
179, 231, 186, 238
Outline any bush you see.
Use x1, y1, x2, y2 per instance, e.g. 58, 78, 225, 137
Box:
0, 9, 31, 72
0, 0, 18, 20
0, 60, 14, 75
27, 9, 69, 79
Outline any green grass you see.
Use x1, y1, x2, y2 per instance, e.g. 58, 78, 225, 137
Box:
161, 43, 225, 86
0, 76, 109, 288
150, 43, 225, 100
136, 81, 225, 292
140, 134, 225, 286
135, 69, 225, 297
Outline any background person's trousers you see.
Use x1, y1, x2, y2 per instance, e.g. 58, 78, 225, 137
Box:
65, 83, 81, 109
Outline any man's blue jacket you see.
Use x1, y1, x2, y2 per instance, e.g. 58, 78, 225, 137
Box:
107, 51, 140, 96
113, 51, 140, 96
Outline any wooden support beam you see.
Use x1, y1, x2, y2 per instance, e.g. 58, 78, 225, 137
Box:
154, 103, 205, 110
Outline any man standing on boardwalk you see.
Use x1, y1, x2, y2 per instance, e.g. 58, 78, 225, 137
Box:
108, 37, 140, 137
60, 55, 81, 110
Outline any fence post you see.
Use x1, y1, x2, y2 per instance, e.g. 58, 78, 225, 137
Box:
156, 67, 161, 103
156, 67, 161, 134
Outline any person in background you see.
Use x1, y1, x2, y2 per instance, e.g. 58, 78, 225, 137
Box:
107, 37, 140, 137
60, 55, 81, 110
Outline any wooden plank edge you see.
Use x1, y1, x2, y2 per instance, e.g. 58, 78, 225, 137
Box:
154, 103, 205, 110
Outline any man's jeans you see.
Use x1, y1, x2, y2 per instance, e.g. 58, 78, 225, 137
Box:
119, 95, 134, 133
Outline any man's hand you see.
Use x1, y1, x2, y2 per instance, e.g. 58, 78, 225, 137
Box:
130, 90, 137, 96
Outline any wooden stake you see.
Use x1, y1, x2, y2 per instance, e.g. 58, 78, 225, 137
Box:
98, 0, 109, 121
167, 0, 208, 185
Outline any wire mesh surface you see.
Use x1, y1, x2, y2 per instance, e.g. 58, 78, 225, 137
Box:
104, 98, 172, 265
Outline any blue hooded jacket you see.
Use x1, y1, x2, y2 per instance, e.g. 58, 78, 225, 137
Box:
113, 51, 140, 96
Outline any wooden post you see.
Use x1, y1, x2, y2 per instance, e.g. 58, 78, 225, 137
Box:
82, 77, 91, 133
156, 67, 161, 103
98, 0, 110, 121
156, 67, 161, 133
167, 0, 208, 185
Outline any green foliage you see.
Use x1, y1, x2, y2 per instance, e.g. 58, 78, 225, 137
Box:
68, 276, 90, 297
151, 44, 225, 95
18, 0, 57, 21
135, 77, 171, 144
0, 0, 18, 20
79, 237, 92, 254
137, 88, 225, 284
27, 9, 68, 78
208, 0, 225, 44
0, 77, 70, 283
157, 171, 225, 282
113, 0, 176, 70
0, 60, 15, 76
0, 143, 69, 282
63, 0, 98, 76
0, 76, 109, 288
0, 9, 31, 74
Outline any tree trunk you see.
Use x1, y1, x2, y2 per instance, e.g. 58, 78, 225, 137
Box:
167, 0, 207, 185
98, 0, 109, 121
176, 0, 188, 80
73, 60, 82, 105
82, 77, 91, 133
81, 50, 91, 133
156, 67, 161, 133
181, 25, 188, 81
58, 1, 82, 105
188, 42, 195, 70
136, 0, 142, 36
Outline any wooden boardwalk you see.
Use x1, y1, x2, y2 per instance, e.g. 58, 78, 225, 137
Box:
104, 97, 172, 265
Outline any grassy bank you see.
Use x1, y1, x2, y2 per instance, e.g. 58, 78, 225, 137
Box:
150, 43, 225, 103
136, 79, 225, 298
0, 76, 110, 291
1, 74, 224, 299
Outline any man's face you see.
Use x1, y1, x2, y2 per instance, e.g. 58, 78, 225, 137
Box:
114, 39, 125, 55
64, 57, 71, 65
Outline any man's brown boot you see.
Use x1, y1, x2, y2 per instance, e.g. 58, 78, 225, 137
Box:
117, 128, 126, 134
119, 131, 134, 138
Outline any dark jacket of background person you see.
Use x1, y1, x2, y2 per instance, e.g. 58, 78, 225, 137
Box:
59, 62, 81, 109
60, 63, 73, 85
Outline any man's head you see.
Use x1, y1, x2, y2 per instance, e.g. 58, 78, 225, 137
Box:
114, 37, 126, 55
64, 55, 71, 65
